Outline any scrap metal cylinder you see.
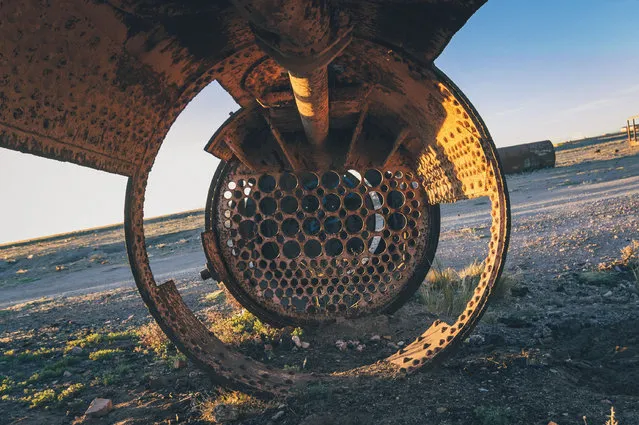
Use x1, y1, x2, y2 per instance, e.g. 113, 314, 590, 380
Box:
497, 140, 556, 174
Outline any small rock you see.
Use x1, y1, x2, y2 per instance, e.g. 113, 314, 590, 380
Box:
468, 334, 485, 346
397, 341, 405, 347
214, 404, 239, 423
121, 314, 134, 324
603, 290, 613, 297
277, 404, 286, 410
173, 358, 187, 369
272, 410, 285, 421
436, 407, 447, 414
84, 398, 113, 417
369, 335, 381, 342
478, 388, 489, 392
27, 254, 34, 260
335, 340, 347, 351
301, 341, 310, 349
356, 344, 365, 352
63, 370, 72, 378
292, 335, 302, 348
70, 346, 83, 355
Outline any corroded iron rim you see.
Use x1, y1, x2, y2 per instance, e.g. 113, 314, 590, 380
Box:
123, 69, 510, 397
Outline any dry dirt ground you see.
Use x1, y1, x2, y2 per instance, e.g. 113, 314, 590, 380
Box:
1, 138, 638, 425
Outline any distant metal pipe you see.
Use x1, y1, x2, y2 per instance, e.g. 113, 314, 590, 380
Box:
497, 140, 556, 174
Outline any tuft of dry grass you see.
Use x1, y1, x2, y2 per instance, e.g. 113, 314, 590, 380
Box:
136, 321, 172, 357
199, 391, 271, 423
599, 240, 639, 288
418, 261, 516, 317
418, 261, 481, 318
622, 241, 639, 288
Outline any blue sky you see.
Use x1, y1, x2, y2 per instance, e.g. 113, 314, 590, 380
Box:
1, 0, 638, 244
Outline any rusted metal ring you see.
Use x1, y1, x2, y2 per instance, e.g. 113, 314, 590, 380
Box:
122, 69, 510, 397
204, 162, 441, 326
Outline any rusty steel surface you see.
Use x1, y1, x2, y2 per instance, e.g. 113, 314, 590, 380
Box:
628, 115, 639, 146
497, 140, 556, 174
204, 163, 440, 326
1, 0, 512, 396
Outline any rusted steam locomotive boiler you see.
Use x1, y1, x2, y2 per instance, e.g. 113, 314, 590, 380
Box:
0, 0, 510, 396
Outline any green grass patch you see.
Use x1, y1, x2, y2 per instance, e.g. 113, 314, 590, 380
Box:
65, 330, 135, 351
0, 376, 15, 395
22, 389, 56, 408
2, 346, 59, 363
93, 364, 133, 386
202, 289, 226, 304
57, 383, 84, 402
25, 356, 80, 383
199, 391, 271, 423
209, 310, 279, 345
88, 348, 123, 361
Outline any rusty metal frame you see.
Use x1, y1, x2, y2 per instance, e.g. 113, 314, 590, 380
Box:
122, 63, 509, 395
203, 161, 442, 326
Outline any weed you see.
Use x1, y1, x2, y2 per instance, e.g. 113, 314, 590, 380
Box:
202, 289, 226, 304
620, 240, 639, 265
65, 330, 135, 352
208, 310, 278, 345
22, 388, 56, 408
25, 357, 79, 383
3, 347, 58, 363
473, 405, 511, 425
418, 262, 480, 317
88, 348, 123, 361
93, 365, 131, 386
622, 241, 639, 289
283, 364, 301, 373
199, 391, 270, 422
66, 332, 102, 349
137, 321, 172, 357
418, 261, 516, 317
0, 376, 15, 394
605, 406, 619, 425
57, 383, 84, 403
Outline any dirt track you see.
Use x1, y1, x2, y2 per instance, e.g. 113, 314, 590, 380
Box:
1, 138, 639, 425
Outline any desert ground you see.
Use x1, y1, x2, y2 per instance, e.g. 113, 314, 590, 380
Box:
1, 137, 638, 425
